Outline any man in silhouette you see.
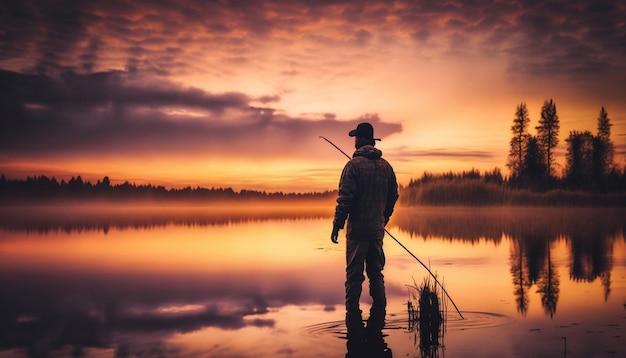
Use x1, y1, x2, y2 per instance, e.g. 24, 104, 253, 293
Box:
331, 122, 399, 317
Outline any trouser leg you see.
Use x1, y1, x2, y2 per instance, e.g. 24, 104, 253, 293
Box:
346, 239, 368, 313
366, 239, 386, 308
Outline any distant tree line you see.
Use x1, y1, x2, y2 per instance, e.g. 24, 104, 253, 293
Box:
402, 167, 626, 206
401, 101, 625, 205
506, 100, 622, 192
0, 174, 337, 202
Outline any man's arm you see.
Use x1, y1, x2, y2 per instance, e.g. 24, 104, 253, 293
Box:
331, 162, 356, 243
384, 167, 399, 225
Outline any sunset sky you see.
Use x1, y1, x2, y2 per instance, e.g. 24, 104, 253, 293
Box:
1, 0, 625, 192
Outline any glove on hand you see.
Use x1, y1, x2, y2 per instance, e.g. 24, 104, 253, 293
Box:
331, 227, 340, 244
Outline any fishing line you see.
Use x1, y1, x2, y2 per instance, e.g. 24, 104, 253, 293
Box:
320, 135, 464, 319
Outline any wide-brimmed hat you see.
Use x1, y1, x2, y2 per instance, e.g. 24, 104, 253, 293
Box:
348, 122, 381, 141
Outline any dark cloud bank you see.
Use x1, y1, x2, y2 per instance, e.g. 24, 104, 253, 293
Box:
0, 69, 401, 159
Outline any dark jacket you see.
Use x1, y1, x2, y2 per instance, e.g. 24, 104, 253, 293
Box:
333, 144, 399, 240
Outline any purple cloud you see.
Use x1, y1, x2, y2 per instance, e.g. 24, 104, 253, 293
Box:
0, 69, 402, 159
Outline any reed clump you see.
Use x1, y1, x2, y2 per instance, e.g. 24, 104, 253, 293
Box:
407, 277, 446, 355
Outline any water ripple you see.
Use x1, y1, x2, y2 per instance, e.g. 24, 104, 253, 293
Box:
304, 311, 515, 338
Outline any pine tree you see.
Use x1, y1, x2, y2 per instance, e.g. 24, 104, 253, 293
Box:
564, 130, 594, 189
536, 99, 560, 178
597, 106, 612, 140
507, 102, 530, 180
594, 107, 614, 177
521, 135, 547, 187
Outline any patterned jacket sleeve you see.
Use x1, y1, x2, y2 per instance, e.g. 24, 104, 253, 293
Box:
384, 165, 399, 223
333, 161, 356, 230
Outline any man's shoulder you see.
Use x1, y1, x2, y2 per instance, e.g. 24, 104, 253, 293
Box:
378, 157, 395, 168
349, 156, 395, 175
350, 155, 392, 164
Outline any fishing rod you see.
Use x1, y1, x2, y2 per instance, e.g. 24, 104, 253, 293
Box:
320, 135, 464, 319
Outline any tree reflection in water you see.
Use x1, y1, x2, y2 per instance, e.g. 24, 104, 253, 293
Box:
570, 231, 614, 301
393, 206, 623, 317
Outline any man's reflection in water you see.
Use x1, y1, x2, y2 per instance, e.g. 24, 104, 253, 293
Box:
346, 307, 392, 358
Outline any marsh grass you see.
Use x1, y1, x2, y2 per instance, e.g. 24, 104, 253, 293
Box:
407, 277, 446, 356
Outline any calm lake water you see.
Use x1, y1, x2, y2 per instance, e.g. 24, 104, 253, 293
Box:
0, 203, 624, 358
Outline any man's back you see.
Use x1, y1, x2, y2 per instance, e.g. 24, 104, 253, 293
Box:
334, 144, 398, 240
